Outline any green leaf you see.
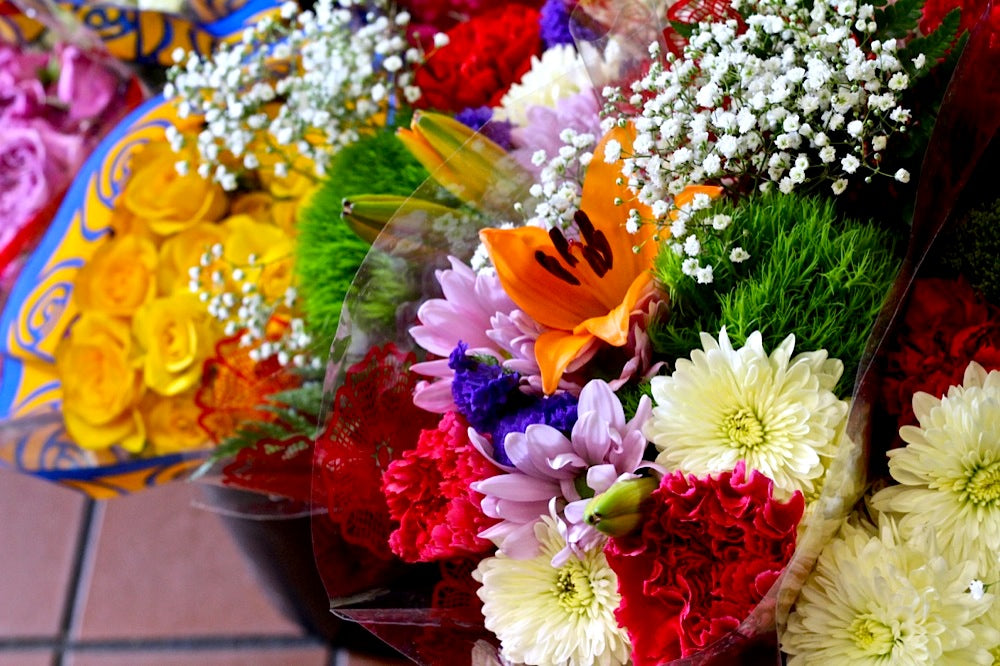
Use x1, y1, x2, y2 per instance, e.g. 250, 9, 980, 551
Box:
875, 0, 923, 39
900, 8, 963, 80
670, 20, 696, 40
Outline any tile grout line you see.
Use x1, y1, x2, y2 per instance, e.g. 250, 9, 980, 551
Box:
54, 498, 103, 666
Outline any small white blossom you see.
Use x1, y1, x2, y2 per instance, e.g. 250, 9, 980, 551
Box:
730, 247, 750, 263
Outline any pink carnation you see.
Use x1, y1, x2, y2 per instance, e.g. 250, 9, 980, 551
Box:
382, 412, 499, 562
605, 462, 803, 665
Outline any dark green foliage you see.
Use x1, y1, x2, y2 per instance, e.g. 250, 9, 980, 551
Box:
936, 196, 1000, 302
618, 380, 654, 422
650, 193, 901, 397
875, 0, 923, 39
900, 9, 963, 80
295, 129, 431, 344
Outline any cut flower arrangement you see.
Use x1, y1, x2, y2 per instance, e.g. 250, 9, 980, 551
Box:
310, 0, 977, 662
0, 0, 605, 499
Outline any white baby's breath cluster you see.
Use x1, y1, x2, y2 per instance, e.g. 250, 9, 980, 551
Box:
604, 0, 919, 207
664, 190, 748, 285
523, 128, 596, 230
166, 0, 431, 189
189, 244, 322, 370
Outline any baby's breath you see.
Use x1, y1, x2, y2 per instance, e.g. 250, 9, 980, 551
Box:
167, 0, 430, 189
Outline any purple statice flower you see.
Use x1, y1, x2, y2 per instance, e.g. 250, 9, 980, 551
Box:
490, 391, 578, 461
454, 106, 514, 150
470, 379, 651, 563
449, 341, 525, 435
509, 90, 603, 175
540, 0, 575, 48
410, 257, 519, 412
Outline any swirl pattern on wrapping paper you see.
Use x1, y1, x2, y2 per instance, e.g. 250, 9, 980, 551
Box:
95, 119, 172, 212
13, 424, 93, 472
15, 259, 84, 364
77, 3, 135, 41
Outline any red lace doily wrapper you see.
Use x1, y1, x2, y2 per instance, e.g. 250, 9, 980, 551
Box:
196, 332, 303, 444
314, 343, 438, 562
220, 433, 315, 504
661, 0, 745, 56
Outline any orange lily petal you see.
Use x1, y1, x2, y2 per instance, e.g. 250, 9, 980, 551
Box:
535, 329, 595, 395
671, 185, 725, 218
574, 271, 653, 346
480, 226, 612, 332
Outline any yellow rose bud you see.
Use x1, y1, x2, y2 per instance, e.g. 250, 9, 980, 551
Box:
123, 141, 229, 236
56, 313, 145, 451
141, 390, 210, 455
583, 475, 658, 537
157, 223, 230, 295
74, 234, 159, 317
133, 293, 220, 397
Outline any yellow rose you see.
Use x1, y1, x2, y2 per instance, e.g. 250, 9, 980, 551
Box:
56, 313, 145, 451
133, 293, 220, 396
74, 234, 159, 317
157, 223, 230, 295
140, 390, 211, 455
123, 141, 229, 236
222, 214, 295, 302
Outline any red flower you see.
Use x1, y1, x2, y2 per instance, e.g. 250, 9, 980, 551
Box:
881, 277, 1000, 430
413, 4, 542, 112
920, 0, 988, 34
382, 411, 499, 562
605, 462, 803, 665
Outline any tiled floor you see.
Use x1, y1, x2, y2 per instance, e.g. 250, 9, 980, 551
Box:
0, 471, 408, 665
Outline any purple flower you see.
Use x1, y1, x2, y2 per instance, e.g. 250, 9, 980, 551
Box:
540, 0, 575, 48
470, 379, 651, 563
509, 90, 603, 175
55, 45, 118, 124
454, 106, 513, 150
449, 341, 525, 435
0, 120, 84, 238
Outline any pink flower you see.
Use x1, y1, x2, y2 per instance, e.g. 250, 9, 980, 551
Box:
55, 45, 118, 124
605, 462, 804, 665
381, 412, 499, 562
510, 90, 604, 175
0, 120, 84, 238
471, 379, 650, 562
0, 44, 48, 122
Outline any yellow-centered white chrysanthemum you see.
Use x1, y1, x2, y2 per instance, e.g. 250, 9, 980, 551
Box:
644, 329, 847, 498
871, 362, 1000, 578
474, 516, 630, 666
782, 518, 998, 665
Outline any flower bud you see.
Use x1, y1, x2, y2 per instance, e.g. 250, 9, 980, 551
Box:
584, 476, 658, 537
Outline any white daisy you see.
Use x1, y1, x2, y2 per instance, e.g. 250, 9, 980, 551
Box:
474, 516, 630, 666
782, 518, 998, 665
644, 328, 847, 498
871, 362, 1000, 577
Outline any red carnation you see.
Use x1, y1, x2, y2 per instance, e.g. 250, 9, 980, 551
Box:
382, 411, 500, 562
413, 4, 542, 112
881, 277, 1000, 430
605, 462, 803, 665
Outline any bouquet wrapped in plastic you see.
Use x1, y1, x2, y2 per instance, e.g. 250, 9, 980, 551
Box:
309, 0, 973, 662
781, 1, 1000, 661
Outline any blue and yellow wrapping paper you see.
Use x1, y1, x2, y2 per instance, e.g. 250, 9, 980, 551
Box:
0, 96, 203, 498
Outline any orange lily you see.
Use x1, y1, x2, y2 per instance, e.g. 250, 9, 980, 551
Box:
481, 126, 722, 394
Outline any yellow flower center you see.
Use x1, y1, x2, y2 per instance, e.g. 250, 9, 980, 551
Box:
848, 616, 895, 656
964, 461, 1000, 507
553, 563, 595, 614
723, 407, 766, 450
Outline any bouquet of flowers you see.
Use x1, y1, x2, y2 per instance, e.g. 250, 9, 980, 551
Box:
0, 1, 143, 293
781, 2, 1000, 660
310, 0, 970, 662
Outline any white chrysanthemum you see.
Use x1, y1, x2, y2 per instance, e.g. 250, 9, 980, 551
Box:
782, 518, 998, 665
495, 45, 592, 127
645, 328, 847, 498
474, 516, 630, 666
871, 362, 1000, 577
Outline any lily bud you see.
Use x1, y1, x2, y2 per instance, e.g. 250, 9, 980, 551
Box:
396, 111, 527, 205
583, 476, 658, 538
342, 194, 456, 244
